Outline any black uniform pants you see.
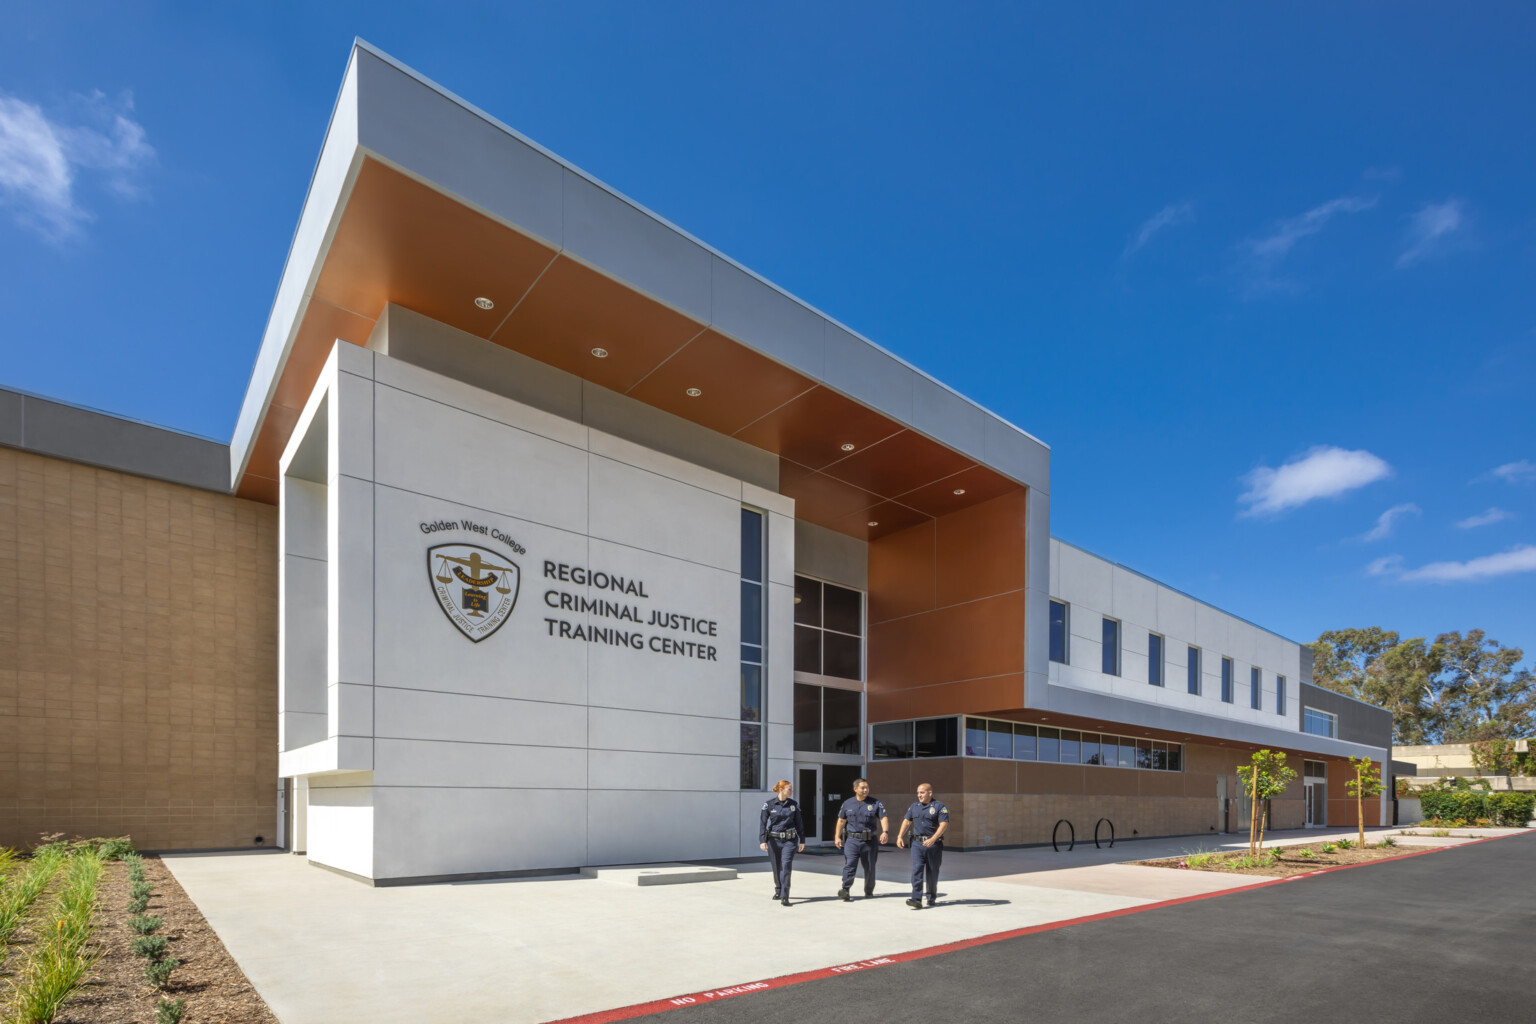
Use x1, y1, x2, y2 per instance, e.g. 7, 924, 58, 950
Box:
767, 837, 796, 895
909, 838, 942, 898
841, 837, 878, 892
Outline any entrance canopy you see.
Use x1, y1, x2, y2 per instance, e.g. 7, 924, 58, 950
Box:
231, 42, 1049, 541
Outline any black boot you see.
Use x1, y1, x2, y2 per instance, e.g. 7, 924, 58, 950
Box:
905, 898, 922, 909
781, 896, 791, 907
837, 888, 851, 902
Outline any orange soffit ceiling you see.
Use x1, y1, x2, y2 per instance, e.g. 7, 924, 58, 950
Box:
239, 159, 1023, 537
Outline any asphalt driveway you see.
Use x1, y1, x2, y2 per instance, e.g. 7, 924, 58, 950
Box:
624, 833, 1535, 1024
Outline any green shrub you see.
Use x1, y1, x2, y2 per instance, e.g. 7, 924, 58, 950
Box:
1320, 842, 1337, 854
1334, 837, 1354, 850
128, 895, 150, 915
129, 914, 163, 935
130, 880, 154, 900
1419, 790, 1535, 827
156, 997, 187, 1024
131, 935, 169, 960
96, 836, 135, 861
143, 956, 180, 990
1184, 852, 1215, 868
1298, 847, 1316, 859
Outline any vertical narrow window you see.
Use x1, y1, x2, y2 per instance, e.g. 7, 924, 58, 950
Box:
1221, 657, 1234, 703
1049, 600, 1069, 664
1250, 667, 1263, 710
1101, 618, 1120, 676
740, 508, 765, 789
1277, 675, 1287, 715
1148, 633, 1164, 687
1187, 646, 1201, 695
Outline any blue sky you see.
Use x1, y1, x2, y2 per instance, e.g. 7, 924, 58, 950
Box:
2, 2, 1532, 663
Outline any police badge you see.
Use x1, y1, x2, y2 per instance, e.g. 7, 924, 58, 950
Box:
428, 543, 520, 642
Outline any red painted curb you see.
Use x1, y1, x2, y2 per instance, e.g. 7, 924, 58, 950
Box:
544, 831, 1531, 1024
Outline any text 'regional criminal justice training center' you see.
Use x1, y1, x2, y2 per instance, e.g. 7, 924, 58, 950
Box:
0, 42, 1398, 885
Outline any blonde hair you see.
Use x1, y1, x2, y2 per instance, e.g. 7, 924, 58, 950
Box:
772, 779, 792, 794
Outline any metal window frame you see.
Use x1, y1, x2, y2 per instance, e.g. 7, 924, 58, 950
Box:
1048, 598, 1070, 664
871, 713, 1183, 772
1148, 632, 1165, 687
1101, 616, 1121, 677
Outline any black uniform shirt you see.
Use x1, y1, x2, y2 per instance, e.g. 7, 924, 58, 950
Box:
904, 799, 949, 841
838, 797, 887, 836
759, 797, 805, 842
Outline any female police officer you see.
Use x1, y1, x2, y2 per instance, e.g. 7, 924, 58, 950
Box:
759, 779, 805, 906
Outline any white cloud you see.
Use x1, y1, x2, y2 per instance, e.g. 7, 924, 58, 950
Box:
1360, 502, 1420, 542
1393, 544, 1536, 583
1247, 195, 1377, 261
1239, 446, 1392, 517
1397, 198, 1466, 267
1487, 460, 1536, 484
1456, 507, 1513, 530
1124, 201, 1194, 257
1366, 554, 1403, 577
0, 90, 152, 239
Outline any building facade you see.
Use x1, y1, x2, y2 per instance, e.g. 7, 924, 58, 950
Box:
0, 43, 1393, 880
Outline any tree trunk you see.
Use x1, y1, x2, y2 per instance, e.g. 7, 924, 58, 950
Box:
1250, 783, 1260, 857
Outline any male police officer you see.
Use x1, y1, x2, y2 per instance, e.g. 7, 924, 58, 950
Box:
758, 779, 805, 907
834, 778, 889, 901
895, 782, 948, 909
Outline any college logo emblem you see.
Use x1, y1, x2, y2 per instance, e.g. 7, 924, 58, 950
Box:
428, 544, 521, 643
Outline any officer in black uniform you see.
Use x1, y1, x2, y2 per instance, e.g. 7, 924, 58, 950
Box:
834, 778, 889, 901
758, 778, 805, 907
896, 782, 949, 909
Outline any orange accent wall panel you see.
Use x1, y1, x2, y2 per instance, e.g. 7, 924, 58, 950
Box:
866, 488, 1029, 720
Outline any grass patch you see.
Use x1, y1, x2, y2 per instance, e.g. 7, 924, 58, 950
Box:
5, 847, 103, 1023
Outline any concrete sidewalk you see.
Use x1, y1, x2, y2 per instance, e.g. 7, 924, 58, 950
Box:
162, 826, 1497, 1024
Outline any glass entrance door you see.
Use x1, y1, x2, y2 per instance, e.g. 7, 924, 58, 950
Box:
795, 765, 822, 844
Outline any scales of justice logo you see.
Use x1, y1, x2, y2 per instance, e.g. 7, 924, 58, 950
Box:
427, 544, 521, 642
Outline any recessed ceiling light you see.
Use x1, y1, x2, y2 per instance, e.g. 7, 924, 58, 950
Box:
474, 297, 495, 310
590, 347, 609, 358
953, 488, 966, 495
840, 443, 856, 452
867, 521, 879, 527
685, 387, 702, 397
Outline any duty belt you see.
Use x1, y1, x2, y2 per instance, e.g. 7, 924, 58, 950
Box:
769, 830, 798, 840
847, 830, 875, 841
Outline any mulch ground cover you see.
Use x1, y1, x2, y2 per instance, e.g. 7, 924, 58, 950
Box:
59, 856, 278, 1024
1136, 842, 1436, 877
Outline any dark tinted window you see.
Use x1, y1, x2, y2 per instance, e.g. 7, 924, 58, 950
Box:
1251, 667, 1262, 710
740, 581, 762, 647
873, 721, 914, 760
1119, 739, 1136, 767
794, 625, 821, 674
1081, 734, 1100, 765
1148, 634, 1163, 687
1059, 730, 1080, 763
822, 687, 861, 755
1013, 724, 1037, 760
741, 665, 761, 723
1038, 728, 1060, 762
1167, 745, 1183, 772
1101, 619, 1120, 675
914, 717, 957, 758
794, 576, 821, 626
822, 631, 861, 680
1049, 600, 1068, 663
793, 683, 819, 751
823, 584, 863, 636
1135, 740, 1153, 769
1187, 647, 1201, 695
987, 721, 1012, 759
740, 509, 763, 582
1277, 676, 1287, 715
1221, 658, 1234, 703
739, 724, 761, 788
965, 717, 987, 756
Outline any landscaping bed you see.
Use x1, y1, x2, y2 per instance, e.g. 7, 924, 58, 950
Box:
60, 854, 278, 1024
1, 840, 277, 1024
1137, 840, 1435, 877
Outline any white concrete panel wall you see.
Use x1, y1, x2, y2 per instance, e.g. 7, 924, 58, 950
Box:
286, 341, 794, 880
1047, 539, 1304, 734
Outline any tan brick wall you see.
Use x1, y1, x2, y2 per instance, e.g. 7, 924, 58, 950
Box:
0, 449, 278, 850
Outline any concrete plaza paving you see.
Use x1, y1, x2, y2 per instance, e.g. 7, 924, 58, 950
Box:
162, 826, 1521, 1024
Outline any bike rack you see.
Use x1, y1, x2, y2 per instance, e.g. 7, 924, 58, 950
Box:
1052, 818, 1075, 852
1094, 817, 1115, 849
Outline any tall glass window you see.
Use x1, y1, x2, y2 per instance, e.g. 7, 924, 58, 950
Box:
1049, 600, 1069, 664
794, 575, 864, 680
1148, 633, 1164, 687
740, 509, 765, 788
1101, 618, 1120, 676
1303, 707, 1337, 738
793, 682, 862, 755
1187, 646, 1201, 695
1277, 675, 1287, 715
1221, 657, 1234, 703
1250, 666, 1263, 710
